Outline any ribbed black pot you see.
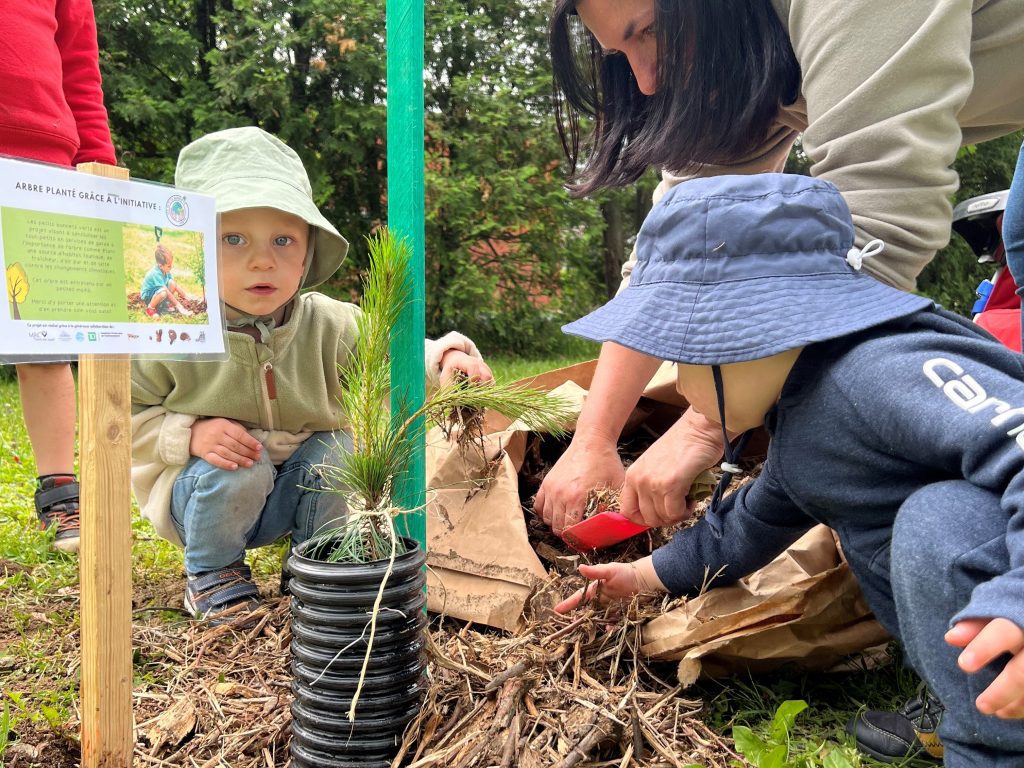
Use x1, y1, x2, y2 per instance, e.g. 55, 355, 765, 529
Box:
288, 537, 426, 768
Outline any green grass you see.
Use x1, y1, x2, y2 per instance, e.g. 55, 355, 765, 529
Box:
0, 370, 931, 767
695, 667, 935, 768
488, 353, 595, 382
0, 379, 82, 761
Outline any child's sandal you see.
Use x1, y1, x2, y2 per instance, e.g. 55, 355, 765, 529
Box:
35, 477, 81, 553
184, 562, 261, 627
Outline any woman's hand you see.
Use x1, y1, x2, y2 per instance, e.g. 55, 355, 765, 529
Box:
534, 436, 625, 535
618, 406, 726, 528
189, 417, 263, 470
947, 617, 1024, 718
440, 349, 494, 385
534, 343, 663, 535
554, 556, 667, 613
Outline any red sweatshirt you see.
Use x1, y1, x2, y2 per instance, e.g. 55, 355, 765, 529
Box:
0, 0, 116, 167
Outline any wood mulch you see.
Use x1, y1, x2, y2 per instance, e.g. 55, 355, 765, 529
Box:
1, 425, 750, 767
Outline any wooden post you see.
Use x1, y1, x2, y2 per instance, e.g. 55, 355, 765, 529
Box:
75, 162, 134, 767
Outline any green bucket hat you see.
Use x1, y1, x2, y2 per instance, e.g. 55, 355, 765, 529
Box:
174, 126, 348, 288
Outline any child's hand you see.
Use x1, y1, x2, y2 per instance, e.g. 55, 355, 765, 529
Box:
946, 617, 1024, 718
440, 350, 493, 385
554, 556, 667, 613
189, 417, 263, 470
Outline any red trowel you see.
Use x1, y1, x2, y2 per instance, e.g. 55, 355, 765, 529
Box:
558, 470, 718, 552
561, 511, 650, 552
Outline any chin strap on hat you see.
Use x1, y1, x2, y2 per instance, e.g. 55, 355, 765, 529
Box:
846, 239, 885, 271
704, 365, 751, 536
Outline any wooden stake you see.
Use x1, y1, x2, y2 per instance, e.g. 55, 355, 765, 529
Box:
75, 161, 134, 767
387, 0, 427, 547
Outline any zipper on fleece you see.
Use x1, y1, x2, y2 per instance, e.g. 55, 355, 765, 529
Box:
261, 362, 277, 427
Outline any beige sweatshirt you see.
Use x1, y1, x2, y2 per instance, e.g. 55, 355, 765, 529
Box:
621, 0, 1024, 293
131, 291, 481, 545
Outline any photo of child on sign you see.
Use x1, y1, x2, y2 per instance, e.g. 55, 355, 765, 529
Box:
124, 225, 207, 322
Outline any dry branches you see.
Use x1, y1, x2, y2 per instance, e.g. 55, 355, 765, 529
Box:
396, 590, 735, 768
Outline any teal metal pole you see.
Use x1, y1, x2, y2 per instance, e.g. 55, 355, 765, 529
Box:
387, 0, 427, 547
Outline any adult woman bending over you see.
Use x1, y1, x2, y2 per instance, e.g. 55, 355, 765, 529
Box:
536, 0, 1024, 534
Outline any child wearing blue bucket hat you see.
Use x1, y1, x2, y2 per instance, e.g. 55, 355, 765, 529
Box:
130, 127, 491, 624
557, 174, 1024, 767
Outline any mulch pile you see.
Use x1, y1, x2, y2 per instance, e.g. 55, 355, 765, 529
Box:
391, 431, 744, 768
2, 427, 752, 767
129, 597, 294, 768
117, 576, 739, 768
397, 596, 739, 768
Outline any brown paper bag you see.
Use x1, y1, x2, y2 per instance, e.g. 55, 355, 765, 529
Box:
425, 428, 544, 631
641, 525, 890, 686
425, 360, 888, 682
425, 379, 588, 631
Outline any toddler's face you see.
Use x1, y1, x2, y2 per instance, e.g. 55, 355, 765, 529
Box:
675, 348, 803, 433
219, 208, 309, 316
160, 257, 173, 275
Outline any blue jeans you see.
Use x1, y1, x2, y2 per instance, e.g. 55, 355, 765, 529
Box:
1004, 141, 1024, 344
880, 481, 1024, 768
170, 430, 351, 574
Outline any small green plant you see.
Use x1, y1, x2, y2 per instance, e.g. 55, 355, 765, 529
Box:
306, 228, 574, 564
300, 228, 574, 722
0, 701, 11, 761
732, 700, 859, 768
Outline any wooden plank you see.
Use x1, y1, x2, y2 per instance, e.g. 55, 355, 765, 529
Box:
75, 161, 134, 767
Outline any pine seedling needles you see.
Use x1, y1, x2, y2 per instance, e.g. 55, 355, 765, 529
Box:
315, 228, 574, 564
305, 228, 575, 720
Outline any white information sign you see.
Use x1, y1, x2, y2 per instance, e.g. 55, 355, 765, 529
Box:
0, 156, 223, 358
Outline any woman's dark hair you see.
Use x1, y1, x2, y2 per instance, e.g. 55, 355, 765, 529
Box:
550, 0, 800, 197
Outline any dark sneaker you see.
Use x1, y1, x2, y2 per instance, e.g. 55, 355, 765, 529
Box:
847, 685, 944, 763
184, 562, 261, 627
279, 547, 293, 597
35, 475, 80, 553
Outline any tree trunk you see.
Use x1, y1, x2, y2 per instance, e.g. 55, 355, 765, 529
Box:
633, 180, 653, 234
194, 0, 216, 83
289, 10, 312, 110
601, 199, 624, 299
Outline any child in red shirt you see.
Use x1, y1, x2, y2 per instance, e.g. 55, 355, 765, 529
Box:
0, 0, 117, 552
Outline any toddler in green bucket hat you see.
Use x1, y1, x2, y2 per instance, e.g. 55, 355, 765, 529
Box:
130, 126, 492, 624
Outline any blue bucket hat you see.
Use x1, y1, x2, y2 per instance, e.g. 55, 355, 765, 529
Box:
563, 174, 933, 365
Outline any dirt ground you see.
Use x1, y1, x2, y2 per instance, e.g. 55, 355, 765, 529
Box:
127, 291, 208, 317
0, 420, 757, 768
1, 560, 294, 768
0, 493, 734, 768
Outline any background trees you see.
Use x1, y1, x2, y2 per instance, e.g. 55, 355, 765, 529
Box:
94, 1, 1023, 356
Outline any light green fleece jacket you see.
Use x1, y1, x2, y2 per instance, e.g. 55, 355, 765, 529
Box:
622, 0, 1024, 293
131, 291, 480, 546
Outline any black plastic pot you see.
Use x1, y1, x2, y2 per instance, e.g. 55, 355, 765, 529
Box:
292, 635, 425, 671
288, 536, 426, 768
289, 738, 393, 768
291, 680, 422, 716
